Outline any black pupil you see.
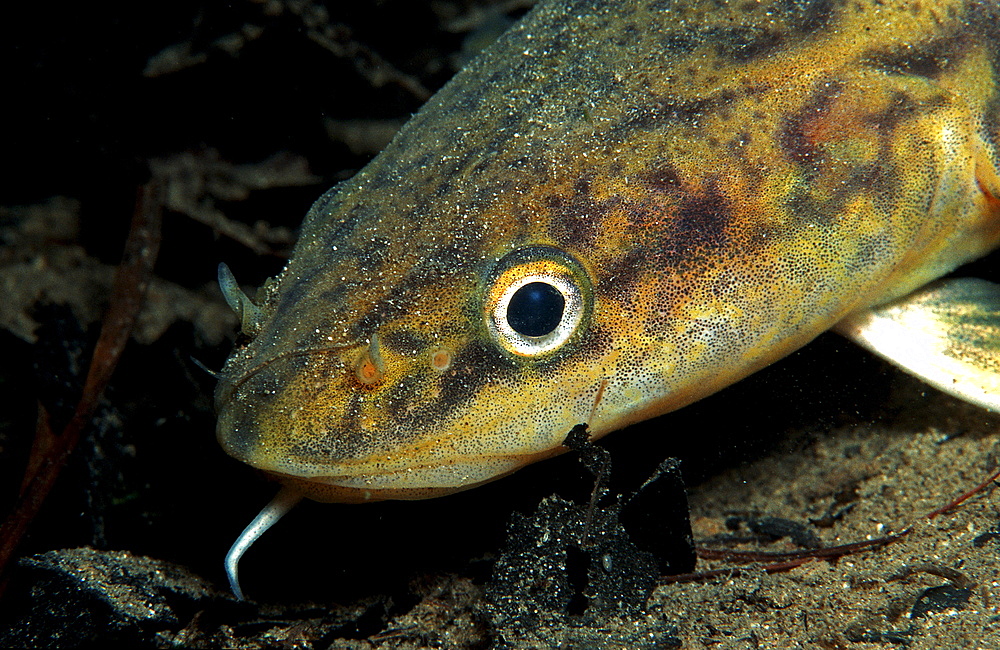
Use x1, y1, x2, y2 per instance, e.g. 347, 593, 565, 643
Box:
506, 282, 565, 337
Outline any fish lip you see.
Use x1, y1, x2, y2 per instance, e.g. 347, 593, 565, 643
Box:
216, 371, 569, 492
267, 470, 507, 503
261, 448, 565, 497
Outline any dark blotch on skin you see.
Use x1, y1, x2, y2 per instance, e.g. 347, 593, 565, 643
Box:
864, 91, 930, 132
610, 90, 739, 143
656, 185, 733, 266
652, 92, 738, 125
385, 374, 424, 422
318, 284, 350, 307
659, 32, 700, 56
508, 154, 551, 186
320, 204, 366, 251
578, 323, 613, 361
782, 0, 837, 35
380, 329, 427, 356
641, 164, 683, 193
848, 162, 896, 198
274, 276, 314, 325
355, 237, 390, 274
714, 26, 785, 62
676, 189, 731, 246
861, 36, 965, 79
338, 395, 363, 442
784, 182, 834, 227
293, 394, 371, 463
404, 242, 477, 291
597, 246, 651, 302
434, 340, 515, 414
549, 175, 620, 248
785, 156, 898, 229
352, 298, 411, 343
853, 231, 891, 268
779, 79, 844, 169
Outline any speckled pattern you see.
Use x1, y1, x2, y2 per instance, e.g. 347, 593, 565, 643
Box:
216, 0, 1000, 502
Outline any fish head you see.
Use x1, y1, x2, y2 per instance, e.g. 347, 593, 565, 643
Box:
214, 0, 1000, 503
214, 185, 632, 502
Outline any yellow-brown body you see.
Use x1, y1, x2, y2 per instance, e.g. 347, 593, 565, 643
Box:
216, 0, 1000, 503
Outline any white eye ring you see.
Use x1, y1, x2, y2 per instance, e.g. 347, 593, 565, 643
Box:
488, 272, 584, 357
485, 246, 587, 357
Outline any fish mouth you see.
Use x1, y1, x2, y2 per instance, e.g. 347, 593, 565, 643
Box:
258, 451, 560, 504
217, 381, 559, 502
217, 389, 556, 494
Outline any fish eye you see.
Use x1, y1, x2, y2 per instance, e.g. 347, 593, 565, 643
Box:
485, 246, 589, 357
507, 281, 565, 336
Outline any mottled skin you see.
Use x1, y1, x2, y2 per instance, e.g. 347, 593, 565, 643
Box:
217, 0, 1000, 503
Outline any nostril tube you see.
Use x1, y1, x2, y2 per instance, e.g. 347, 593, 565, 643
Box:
355, 332, 385, 385
218, 262, 265, 337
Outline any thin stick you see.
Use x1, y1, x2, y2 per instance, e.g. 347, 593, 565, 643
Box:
925, 465, 1000, 519
0, 182, 163, 589
666, 460, 1000, 584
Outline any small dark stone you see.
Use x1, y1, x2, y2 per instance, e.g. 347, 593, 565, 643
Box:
844, 622, 912, 645
972, 531, 1000, 548
487, 426, 672, 629
652, 630, 683, 648
746, 516, 821, 548
881, 629, 914, 644
844, 626, 882, 644
910, 585, 972, 619
810, 503, 855, 529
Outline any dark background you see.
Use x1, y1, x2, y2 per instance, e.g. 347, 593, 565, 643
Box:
0, 0, 989, 608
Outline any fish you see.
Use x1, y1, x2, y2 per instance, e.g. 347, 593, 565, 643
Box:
214, 0, 1000, 598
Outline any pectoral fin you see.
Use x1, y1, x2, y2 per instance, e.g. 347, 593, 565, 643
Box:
835, 278, 1000, 412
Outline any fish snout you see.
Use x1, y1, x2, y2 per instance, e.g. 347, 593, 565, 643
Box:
214, 333, 486, 497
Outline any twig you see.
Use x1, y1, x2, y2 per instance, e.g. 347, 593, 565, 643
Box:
694, 531, 908, 564
0, 182, 163, 591
660, 530, 908, 585
664, 461, 1000, 585
925, 465, 1000, 519
151, 150, 307, 257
